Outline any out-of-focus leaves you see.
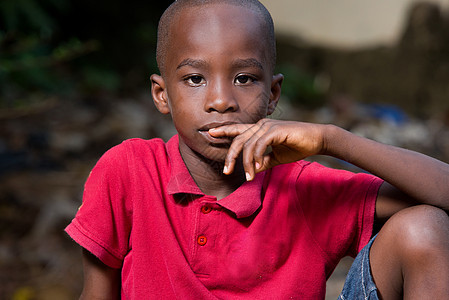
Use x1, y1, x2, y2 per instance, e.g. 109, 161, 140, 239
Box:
0, 33, 100, 107
0, 0, 172, 108
82, 67, 120, 92
0, 0, 65, 36
1, 38, 99, 72
276, 64, 327, 108
0, 0, 79, 107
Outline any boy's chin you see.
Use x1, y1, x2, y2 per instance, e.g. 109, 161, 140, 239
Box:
198, 146, 228, 163
180, 135, 229, 162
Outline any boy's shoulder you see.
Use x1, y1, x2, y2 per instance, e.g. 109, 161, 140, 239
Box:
100, 137, 172, 166
113, 136, 175, 154
271, 160, 377, 185
93, 136, 177, 179
270, 159, 312, 175
121, 137, 167, 147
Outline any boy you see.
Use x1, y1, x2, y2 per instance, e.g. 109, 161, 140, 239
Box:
66, 0, 449, 299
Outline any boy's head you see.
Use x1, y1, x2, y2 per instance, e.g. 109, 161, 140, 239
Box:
156, 0, 276, 76
151, 0, 283, 162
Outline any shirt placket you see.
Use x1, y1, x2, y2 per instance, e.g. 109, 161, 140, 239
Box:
190, 195, 221, 277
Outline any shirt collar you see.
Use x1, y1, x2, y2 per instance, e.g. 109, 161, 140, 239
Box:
217, 172, 264, 218
165, 135, 264, 218
166, 135, 204, 196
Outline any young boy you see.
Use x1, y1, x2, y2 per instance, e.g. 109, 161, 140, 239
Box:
65, 0, 449, 299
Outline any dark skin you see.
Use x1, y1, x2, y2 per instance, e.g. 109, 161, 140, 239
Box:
151, 4, 281, 199
80, 3, 449, 299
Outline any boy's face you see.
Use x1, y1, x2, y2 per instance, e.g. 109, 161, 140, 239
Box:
152, 3, 282, 162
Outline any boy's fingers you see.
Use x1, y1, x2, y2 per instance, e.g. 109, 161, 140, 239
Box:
252, 127, 276, 165
208, 124, 252, 137
240, 124, 274, 180
216, 119, 278, 180
223, 123, 264, 177
208, 124, 253, 175
223, 125, 257, 175
241, 133, 259, 180
255, 152, 276, 174
249, 131, 284, 178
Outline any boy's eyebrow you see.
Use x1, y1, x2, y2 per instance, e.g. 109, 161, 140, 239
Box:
176, 58, 208, 70
232, 58, 264, 71
176, 58, 264, 71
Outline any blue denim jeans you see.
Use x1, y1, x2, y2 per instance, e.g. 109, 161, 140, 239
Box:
338, 234, 379, 300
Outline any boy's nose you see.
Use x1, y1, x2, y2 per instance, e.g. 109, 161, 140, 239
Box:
204, 82, 239, 113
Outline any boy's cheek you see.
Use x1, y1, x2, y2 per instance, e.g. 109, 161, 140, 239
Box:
240, 92, 272, 117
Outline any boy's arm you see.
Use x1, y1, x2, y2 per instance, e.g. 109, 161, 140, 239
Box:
324, 124, 448, 221
209, 119, 449, 221
80, 249, 121, 300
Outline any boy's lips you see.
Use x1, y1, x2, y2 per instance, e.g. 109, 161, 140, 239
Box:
198, 131, 232, 145
198, 121, 238, 131
198, 121, 236, 144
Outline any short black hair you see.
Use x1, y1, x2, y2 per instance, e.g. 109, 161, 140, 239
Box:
156, 0, 276, 75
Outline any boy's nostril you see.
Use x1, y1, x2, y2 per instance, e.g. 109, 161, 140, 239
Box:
205, 98, 239, 113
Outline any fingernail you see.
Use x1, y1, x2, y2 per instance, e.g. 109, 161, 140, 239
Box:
246, 172, 252, 181
223, 165, 228, 174
255, 162, 261, 170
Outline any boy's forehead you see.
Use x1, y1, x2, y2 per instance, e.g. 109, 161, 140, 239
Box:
173, 2, 261, 25
166, 4, 270, 68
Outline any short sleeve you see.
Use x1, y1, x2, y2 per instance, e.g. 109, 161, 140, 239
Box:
296, 162, 383, 260
65, 143, 132, 268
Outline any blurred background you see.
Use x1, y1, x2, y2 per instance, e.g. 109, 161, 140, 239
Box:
0, 0, 448, 299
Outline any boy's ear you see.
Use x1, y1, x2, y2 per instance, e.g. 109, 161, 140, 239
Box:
267, 73, 284, 115
150, 74, 171, 114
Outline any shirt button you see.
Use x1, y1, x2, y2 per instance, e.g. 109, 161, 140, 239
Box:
201, 205, 212, 214
197, 235, 207, 246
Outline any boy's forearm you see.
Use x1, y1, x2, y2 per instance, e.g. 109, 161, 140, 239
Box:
324, 125, 449, 210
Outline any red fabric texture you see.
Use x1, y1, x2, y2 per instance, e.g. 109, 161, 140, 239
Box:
65, 135, 382, 299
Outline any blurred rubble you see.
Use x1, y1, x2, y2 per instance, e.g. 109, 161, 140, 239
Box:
277, 2, 449, 119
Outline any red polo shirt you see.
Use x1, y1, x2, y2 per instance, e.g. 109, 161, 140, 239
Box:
65, 135, 382, 299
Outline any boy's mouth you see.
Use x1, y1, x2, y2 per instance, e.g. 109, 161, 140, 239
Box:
198, 121, 237, 131
198, 130, 232, 145
198, 122, 236, 145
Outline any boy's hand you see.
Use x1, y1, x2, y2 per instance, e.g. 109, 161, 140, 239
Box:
209, 119, 328, 180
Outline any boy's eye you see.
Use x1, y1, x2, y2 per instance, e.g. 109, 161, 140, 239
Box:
235, 75, 254, 85
185, 75, 205, 86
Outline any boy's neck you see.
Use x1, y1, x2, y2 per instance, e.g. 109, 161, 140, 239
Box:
179, 145, 246, 200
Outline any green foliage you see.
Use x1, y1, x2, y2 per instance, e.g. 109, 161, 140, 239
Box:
0, 0, 80, 107
276, 64, 327, 108
0, 0, 171, 108
82, 66, 120, 92
0, 0, 62, 34
0, 31, 100, 107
